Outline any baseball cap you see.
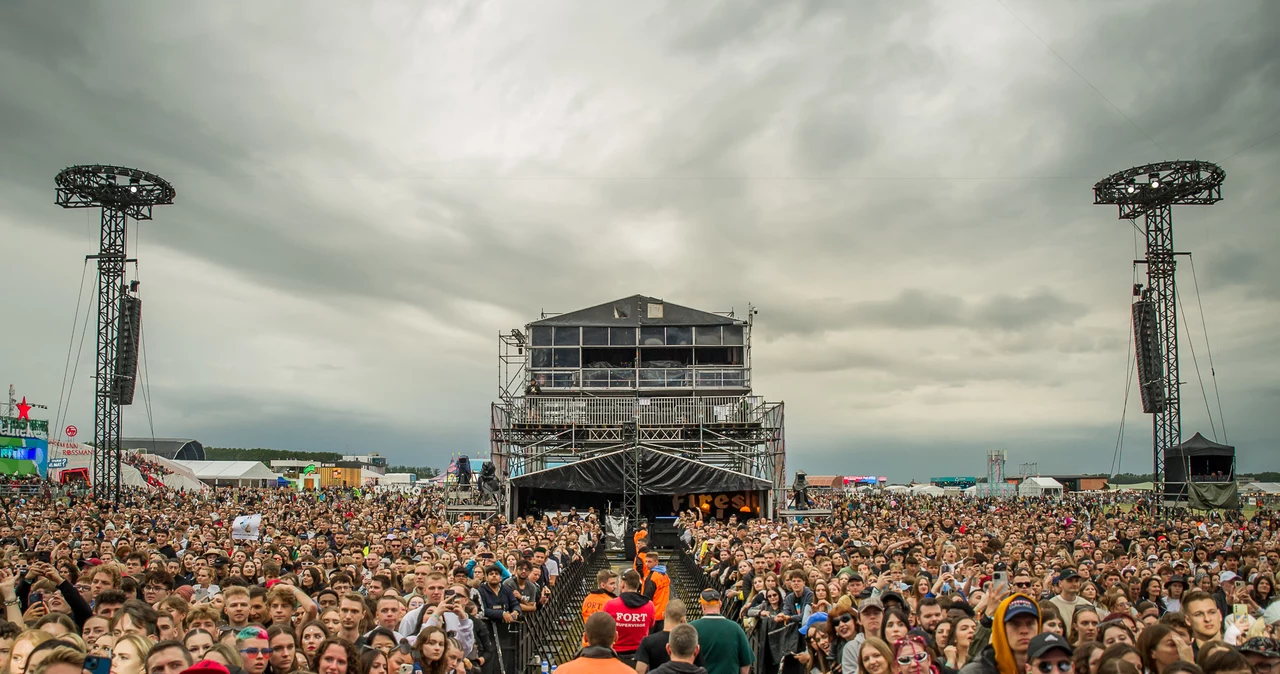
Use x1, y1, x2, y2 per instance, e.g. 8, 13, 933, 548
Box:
699, 589, 721, 604
1058, 568, 1082, 582
1027, 633, 1073, 660
1003, 597, 1040, 622
1220, 571, 1240, 583
1264, 603, 1280, 627
858, 596, 884, 612
802, 612, 829, 634
1238, 638, 1280, 658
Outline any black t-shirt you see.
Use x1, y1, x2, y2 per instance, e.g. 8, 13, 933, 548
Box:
636, 631, 704, 670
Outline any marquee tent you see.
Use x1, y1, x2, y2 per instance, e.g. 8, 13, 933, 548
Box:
1019, 476, 1063, 498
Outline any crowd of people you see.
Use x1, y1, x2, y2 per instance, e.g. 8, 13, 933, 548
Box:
653, 491, 1280, 674
2, 480, 1279, 674
120, 453, 173, 488
0, 485, 599, 674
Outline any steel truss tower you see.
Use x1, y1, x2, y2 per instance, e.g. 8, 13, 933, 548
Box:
55, 166, 175, 503
1094, 160, 1224, 506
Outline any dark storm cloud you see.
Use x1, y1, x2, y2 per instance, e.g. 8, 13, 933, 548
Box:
760, 288, 1087, 337
1, 0, 1277, 475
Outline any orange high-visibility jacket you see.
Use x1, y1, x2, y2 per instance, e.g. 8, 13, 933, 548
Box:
642, 565, 670, 620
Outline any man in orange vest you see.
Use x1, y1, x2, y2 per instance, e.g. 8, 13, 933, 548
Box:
642, 550, 671, 634
634, 521, 650, 573
556, 612, 635, 674
580, 569, 618, 646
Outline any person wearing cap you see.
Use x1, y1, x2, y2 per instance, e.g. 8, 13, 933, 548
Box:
1213, 571, 1240, 619
1239, 637, 1280, 674
690, 589, 753, 674
1163, 576, 1188, 614
959, 594, 1041, 674
1048, 569, 1092, 634
843, 596, 885, 674
1024, 633, 1073, 674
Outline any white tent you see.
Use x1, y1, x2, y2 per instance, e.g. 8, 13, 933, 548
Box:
963, 485, 978, 497
174, 461, 282, 488
884, 485, 910, 493
1019, 476, 1064, 498
1241, 482, 1280, 494
912, 484, 946, 496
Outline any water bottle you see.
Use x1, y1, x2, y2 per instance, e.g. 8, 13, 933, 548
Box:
541, 660, 549, 674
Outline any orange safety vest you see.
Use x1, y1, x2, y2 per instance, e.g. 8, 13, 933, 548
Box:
642, 567, 670, 620
580, 589, 616, 646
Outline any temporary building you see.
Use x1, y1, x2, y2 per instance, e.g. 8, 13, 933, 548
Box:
884, 485, 910, 493
1018, 476, 1063, 498
911, 484, 946, 496
174, 461, 282, 488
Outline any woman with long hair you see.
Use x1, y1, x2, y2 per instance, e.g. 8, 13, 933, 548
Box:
183, 629, 216, 662
8, 629, 52, 674
1072, 607, 1102, 645
1098, 644, 1143, 672
894, 634, 952, 674
1073, 642, 1105, 674
881, 608, 911, 646
1139, 578, 1165, 612
1099, 621, 1136, 648
319, 609, 343, 637
1136, 624, 1193, 674
1249, 573, 1275, 611
267, 625, 303, 674
295, 621, 329, 664
111, 635, 153, 674
1040, 606, 1065, 637
356, 649, 387, 674
944, 617, 977, 670
858, 638, 894, 674
311, 640, 358, 674
413, 627, 449, 674
828, 605, 860, 674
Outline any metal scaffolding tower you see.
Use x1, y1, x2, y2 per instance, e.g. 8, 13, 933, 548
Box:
54, 165, 175, 503
1094, 160, 1224, 506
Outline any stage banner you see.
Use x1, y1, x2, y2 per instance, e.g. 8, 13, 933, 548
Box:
232, 514, 263, 541
606, 515, 626, 552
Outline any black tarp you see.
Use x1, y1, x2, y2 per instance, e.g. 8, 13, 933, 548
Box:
511, 448, 770, 494
1188, 482, 1241, 510
1167, 432, 1235, 457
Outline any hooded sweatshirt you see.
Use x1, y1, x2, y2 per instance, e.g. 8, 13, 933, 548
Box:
603, 591, 655, 653
643, 565, 671, 620
960, 594, 1041, 674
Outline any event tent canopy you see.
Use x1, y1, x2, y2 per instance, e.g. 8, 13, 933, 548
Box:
1019, 476, 1064, 497
174, 461, 281, 487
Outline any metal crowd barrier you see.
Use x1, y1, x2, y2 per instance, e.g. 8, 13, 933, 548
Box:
515, 542, 603, 672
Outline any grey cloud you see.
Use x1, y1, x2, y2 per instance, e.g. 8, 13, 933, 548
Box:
761, 288, 1087, 337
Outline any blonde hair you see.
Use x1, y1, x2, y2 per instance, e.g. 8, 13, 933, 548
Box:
27, 646, 85, 674
113, 635, 155, 667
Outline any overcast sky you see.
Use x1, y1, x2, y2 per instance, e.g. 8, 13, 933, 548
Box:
1, 1, 1277, 482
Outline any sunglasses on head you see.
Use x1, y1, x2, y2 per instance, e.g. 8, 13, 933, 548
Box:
1037, 662, 1072, 673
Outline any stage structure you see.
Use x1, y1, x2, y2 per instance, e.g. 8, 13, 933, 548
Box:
491, 295, 785, 526
55, 165, 175, 503
1094, 161, 1224, 507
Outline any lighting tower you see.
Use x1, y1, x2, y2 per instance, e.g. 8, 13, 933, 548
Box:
54, 165, 176, 503
1094, 160, 1224, 506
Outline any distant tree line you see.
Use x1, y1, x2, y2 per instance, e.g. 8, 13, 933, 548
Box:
204, 447, 343, 465
388, 465, 440, 478
202, 447, 443, 478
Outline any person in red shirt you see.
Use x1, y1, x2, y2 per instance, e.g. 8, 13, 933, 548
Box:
603, 569, 655, 668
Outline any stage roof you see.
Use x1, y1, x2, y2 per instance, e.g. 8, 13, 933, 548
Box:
121, 437, 206, 461
512, 448, 770, 494
1167, 432, 1234, 457
530, 295, 741, 328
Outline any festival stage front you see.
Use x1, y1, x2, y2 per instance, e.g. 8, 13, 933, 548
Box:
510, 446, 773, 521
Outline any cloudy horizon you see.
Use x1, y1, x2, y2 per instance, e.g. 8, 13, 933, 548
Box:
1, 1, 1277, 482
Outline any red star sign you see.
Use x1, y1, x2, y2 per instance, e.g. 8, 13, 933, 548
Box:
15, 397, 32, 421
